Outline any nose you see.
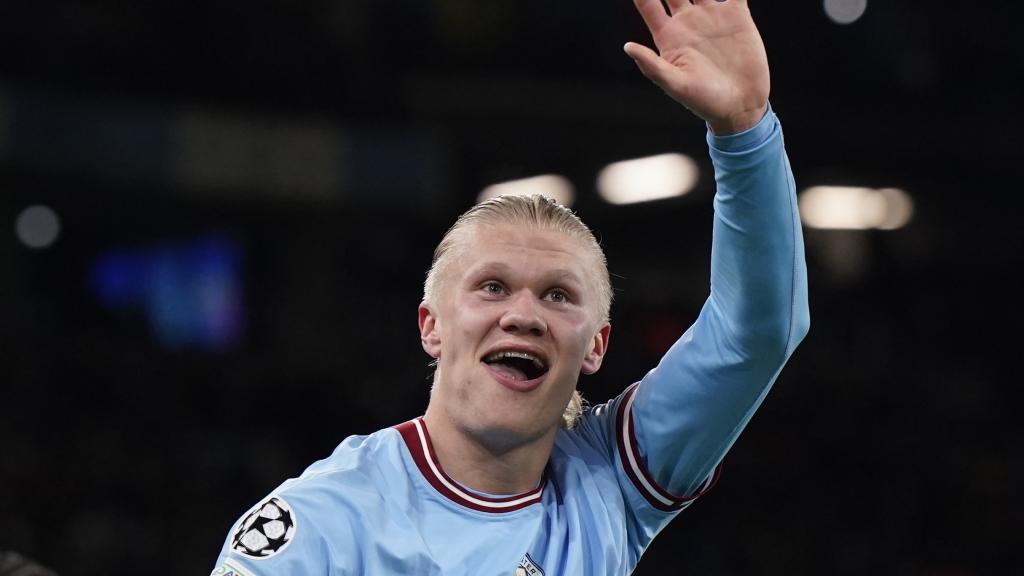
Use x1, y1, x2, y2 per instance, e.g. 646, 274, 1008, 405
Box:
499, 291, 547, 336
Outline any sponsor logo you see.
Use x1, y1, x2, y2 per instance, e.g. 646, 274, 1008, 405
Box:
210, 559, 253, 576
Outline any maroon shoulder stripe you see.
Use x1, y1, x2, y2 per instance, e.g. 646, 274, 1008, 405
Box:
615, 384, 721, 512
394, 418, 544, 513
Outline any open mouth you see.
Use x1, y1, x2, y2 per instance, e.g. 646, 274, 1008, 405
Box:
482, 350, 549, 382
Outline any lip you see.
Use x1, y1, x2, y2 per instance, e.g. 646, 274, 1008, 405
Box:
482, 361, 547, 393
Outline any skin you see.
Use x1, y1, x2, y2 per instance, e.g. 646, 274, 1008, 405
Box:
419, 224, 611, 494
419, 0, 771, 494
625, 0, 770, 135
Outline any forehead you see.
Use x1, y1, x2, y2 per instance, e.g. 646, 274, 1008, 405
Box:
452, 223, 591, 274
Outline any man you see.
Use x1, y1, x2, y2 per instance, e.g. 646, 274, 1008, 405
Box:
211, 0, 809, 574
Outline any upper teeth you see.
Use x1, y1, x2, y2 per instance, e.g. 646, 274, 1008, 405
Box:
484, 351, 546, 370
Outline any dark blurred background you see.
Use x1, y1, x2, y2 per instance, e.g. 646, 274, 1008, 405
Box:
2, 1, 1023, 574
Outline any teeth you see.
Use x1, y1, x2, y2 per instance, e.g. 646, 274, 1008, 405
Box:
484, 350, 546, 370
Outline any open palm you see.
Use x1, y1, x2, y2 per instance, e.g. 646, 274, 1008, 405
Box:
626, 0, 770, 134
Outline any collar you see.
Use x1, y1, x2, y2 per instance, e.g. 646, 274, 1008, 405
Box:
394, 417, 545, 513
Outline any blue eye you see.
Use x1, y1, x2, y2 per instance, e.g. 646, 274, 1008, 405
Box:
482, 282, 504, 295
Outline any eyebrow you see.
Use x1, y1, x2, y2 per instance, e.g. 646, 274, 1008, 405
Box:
469, 262, 513, 276
467, 262, 585, 286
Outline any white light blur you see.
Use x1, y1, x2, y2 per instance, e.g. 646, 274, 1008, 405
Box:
876, 188, 914, 230
799, 186, 913, 230
15, 205, 62, 249
597, 153, 698, 205
477, 174, 575, 207
824, 0, 868, 25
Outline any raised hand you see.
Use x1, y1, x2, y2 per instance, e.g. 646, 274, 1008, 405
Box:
626, 0, 770, 135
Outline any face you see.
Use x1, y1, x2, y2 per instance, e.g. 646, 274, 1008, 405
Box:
418, 223, 611, 449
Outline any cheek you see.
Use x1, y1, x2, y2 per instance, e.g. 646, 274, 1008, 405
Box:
443, 306, 495, 358
554, 322, 598, 364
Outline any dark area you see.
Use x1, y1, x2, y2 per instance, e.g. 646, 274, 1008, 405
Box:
2, 1, 1022, 574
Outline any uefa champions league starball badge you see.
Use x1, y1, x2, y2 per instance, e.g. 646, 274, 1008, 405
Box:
230, 496, 297, 559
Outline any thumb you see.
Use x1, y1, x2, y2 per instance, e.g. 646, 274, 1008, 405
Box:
623, 42, 673, 88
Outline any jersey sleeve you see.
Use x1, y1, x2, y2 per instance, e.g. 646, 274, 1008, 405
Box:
209, 480, 361, 576
622, 106, 811, 507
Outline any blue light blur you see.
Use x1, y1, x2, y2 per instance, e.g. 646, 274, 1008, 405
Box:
90, 234, 245, 350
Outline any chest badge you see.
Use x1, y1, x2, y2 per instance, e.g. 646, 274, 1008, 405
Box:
515, 553, 545, 576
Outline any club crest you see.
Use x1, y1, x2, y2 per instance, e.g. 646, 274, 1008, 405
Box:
514, 553, 545, 576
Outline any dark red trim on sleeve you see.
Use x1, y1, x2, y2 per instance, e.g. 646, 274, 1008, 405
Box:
615, 384, 722, 512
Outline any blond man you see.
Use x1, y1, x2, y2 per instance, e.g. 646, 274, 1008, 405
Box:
213, 1, 809, 574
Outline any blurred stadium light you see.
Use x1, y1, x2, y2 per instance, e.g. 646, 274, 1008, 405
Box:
14, 205, 61, 250
799, 185, 913, 230
0, 87, 449, 209
824, 0, 868, 25
477, 174, 575, 206
172, 109, 346, 200
89, 234, 245, 351
597, 153, 699, 205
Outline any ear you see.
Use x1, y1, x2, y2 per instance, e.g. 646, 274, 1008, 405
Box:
418, 301, 442, 359
581, 322, 611, 375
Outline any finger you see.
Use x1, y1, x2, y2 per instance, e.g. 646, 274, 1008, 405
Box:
623, 42, 678, 90
665, 0, 692, 12
633, 0, 670, 30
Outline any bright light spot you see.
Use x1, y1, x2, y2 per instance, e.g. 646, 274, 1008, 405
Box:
477, 174, 575, 207
15, 205, 62, 249
597, 153, 698, 205
799, 186, 913, 230
876, 188, 914, 230
824, 0, 868, 25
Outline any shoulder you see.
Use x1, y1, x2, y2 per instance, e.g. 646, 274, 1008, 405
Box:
292, 426, 402, 486
549, 393, 628, 498
214, 427, 407, 574
280, 427, 402, 509
554, 394, 622, 461
558, 384, 717, 514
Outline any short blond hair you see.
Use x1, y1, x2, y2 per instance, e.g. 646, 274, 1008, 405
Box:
424, 194, 612, 428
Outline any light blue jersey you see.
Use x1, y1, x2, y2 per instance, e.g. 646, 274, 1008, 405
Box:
212, 107, 809, 576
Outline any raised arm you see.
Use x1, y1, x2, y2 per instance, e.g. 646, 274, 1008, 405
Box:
619, 0, 810, 504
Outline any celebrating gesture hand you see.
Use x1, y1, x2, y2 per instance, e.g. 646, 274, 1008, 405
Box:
626, 0, 770, 135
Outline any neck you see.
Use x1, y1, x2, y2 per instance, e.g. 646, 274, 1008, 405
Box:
421, 407, 558, 495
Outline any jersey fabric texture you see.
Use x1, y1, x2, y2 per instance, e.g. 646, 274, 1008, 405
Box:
211, 106, 809, 576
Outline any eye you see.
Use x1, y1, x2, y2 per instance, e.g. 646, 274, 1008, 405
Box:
545, 288, 569, 303
481, 281, 505, 295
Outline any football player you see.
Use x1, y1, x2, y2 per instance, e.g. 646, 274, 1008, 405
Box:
212, 1, 808, 574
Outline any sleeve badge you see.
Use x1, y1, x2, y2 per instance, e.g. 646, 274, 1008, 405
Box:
230, 496, 297, 560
